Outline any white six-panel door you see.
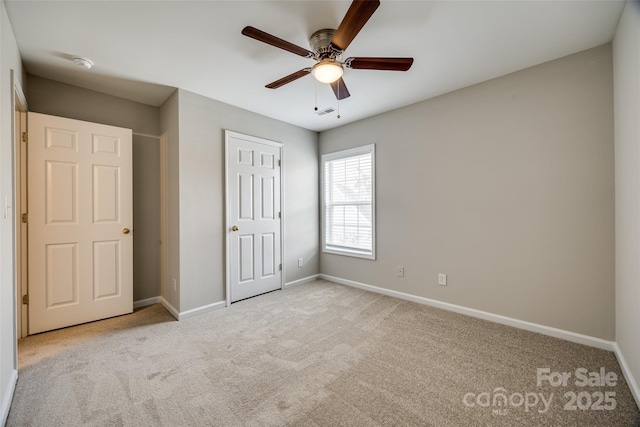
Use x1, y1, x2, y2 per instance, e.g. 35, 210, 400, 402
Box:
28, 112, 133, 334
226, 131, 282, 303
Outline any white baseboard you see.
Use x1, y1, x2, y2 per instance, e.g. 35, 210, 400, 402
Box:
160, 297, 225, 321
133, 296, 161, 309
613, 343, 640, 409
285, 274, 319, 288
178, 300, 226, 321
160, 297, 180, 321
319, 274, 615, 351
1, 369, 17, 426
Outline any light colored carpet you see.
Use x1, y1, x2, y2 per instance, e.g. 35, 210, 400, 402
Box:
7, 280, 640, 426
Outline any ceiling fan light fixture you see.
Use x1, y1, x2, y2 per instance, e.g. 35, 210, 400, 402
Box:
312, 60, 343, 84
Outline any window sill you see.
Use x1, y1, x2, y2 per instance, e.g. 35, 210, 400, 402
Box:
322, 247, 376, 260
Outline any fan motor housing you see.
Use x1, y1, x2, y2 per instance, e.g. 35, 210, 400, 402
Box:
309, 29, 339, 58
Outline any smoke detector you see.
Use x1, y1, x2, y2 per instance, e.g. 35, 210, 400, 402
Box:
72, 56, 94, 70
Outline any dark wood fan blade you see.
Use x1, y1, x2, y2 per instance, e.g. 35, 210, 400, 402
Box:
242, 26, 314, 58
330, 77, 351, 100
266, 68, 312, 89
345, 57, 414, 71
330, 0, 380, 51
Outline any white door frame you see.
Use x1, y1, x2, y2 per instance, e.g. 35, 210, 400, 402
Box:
12, 70, 28, 340
224, 130, 285, 307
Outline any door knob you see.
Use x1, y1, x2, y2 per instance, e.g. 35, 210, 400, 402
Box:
123, 228, 130, 234
231, 226, 239, 232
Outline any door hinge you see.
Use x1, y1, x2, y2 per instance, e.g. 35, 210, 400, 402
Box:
22, 294, 28, 305
21, 213, 28, 223
279, 263, 282, 271
22, 132, 28, 143
278, 159, 281, 167
278, 212, 281, 219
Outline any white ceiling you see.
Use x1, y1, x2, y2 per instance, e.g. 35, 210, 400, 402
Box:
4, 0, 625, 132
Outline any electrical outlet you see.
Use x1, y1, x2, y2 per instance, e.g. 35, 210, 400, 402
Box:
396, 266, 404, 278
298, 258, 304, 268
172, 278, 177, 291
438, 274, 447, 286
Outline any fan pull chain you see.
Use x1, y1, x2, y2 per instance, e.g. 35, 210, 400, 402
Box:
337, 84, 341, 119
314, 79, 318, 112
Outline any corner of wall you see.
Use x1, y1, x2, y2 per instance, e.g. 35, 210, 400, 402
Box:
158, 89, 181, 312
0, 369, 17, 426
613, 0, 640, 411
0, 0, 24, 420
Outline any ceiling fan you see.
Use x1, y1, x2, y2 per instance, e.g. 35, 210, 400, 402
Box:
241, 0, 414, 101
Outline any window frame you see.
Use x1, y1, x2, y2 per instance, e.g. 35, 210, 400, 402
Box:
321, 144, 376, 260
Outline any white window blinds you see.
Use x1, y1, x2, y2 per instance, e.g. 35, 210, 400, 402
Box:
321, 144, 375, 259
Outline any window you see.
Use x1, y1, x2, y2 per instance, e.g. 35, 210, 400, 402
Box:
321, 144, 375, 259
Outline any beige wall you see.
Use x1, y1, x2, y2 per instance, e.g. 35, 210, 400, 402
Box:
159, 90, 180, 310
26, 75, 159, 136
613, 0, 640, 404
26, 75, 163, 303
132, 135, 161, 301
160, 89, 319, 312
320, 44, 615, 340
